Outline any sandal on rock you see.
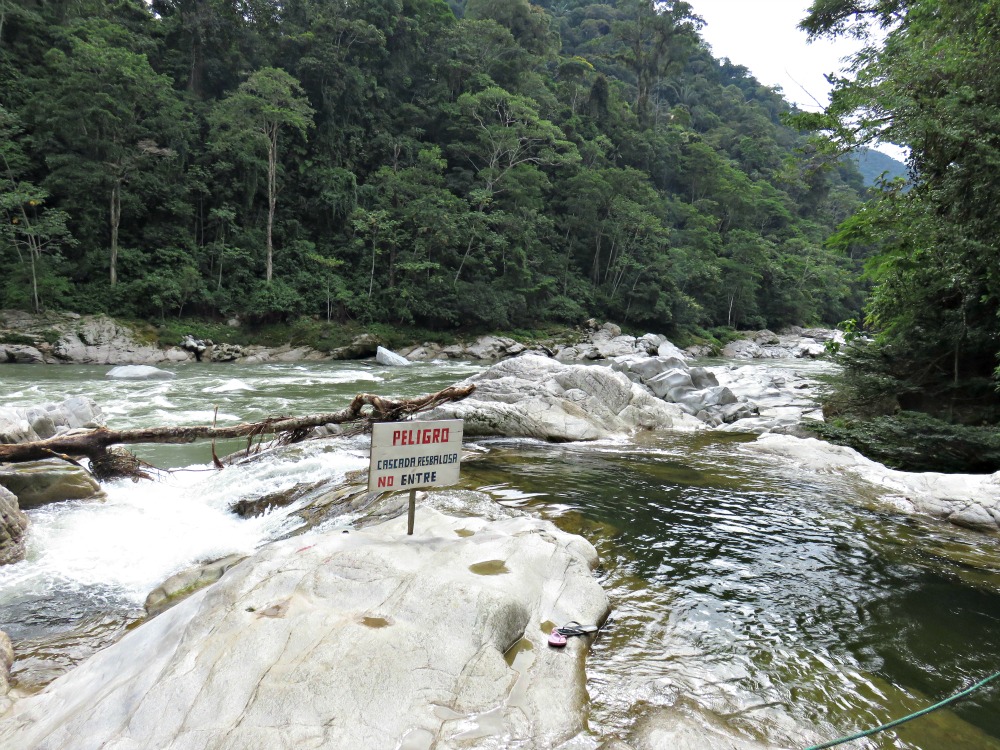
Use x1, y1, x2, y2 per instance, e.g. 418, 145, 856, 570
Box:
557, 621, 599, 637
548, 627, 568, 647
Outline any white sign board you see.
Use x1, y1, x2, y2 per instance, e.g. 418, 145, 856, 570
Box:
368, 419, 463, 493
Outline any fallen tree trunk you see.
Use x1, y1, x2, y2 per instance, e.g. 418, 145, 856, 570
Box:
0, 384, 475, 481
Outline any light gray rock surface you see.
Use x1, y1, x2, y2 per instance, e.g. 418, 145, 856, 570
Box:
0, 505, 609, 750
0, 397, 105, 444
611, 355, 758, 427
720, 329, 839, 360
106, 364, 175, 380
426, 354, 700, 440
53, 315, 191, 365
0, 486, 28, 566
746, 434, 1000, 533
375, 346, 410, 367
625, 705, 779, 750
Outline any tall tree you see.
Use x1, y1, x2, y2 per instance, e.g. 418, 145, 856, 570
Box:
28, 20, 187, 287
210, 67, 314, 283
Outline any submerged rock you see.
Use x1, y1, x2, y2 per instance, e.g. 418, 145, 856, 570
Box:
375, 346, 410, 367
0, 486, 28, 566
105, 364, 175, 380
426, 354, 700, 440
0, 504, 609, 750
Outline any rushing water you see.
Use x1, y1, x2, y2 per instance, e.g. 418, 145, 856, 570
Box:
1, 360, 999, 749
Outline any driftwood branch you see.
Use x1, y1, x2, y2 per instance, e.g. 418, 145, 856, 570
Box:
0, 384, 475, 481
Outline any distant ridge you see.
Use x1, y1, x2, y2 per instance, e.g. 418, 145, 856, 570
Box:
853, 148, 908, 187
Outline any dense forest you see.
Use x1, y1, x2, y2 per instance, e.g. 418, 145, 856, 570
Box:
0, 0, 868, 334
800, 0, 1000, 471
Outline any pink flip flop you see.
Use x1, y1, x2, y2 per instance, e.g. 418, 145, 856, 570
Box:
548, 627, 567, 648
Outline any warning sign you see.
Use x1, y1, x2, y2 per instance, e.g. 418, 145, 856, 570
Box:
368, 419, 463, 493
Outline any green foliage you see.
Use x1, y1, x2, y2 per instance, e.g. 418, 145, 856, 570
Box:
808, 412, 1000, 473
801, 0, 1000, 459
0, 0, 868, 336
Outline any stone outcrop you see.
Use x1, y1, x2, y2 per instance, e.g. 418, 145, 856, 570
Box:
0, 397, 104, 443
53, 315, 190, 364
612, 355, 758, 426
0, 502, 609, 750
426, 354, 701, 440
0, 486, 28, 566
746, 434, 1000, 533
719, 329, 838, 360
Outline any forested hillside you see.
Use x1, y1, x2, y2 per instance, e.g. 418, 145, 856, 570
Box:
0, 0, 866, 334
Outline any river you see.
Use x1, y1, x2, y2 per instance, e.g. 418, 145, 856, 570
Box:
1, 359, 999, 749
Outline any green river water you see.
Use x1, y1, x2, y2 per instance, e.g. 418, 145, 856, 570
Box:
1, 360, 998, 749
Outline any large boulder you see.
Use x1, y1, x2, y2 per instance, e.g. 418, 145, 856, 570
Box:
0, 460, 106, 508
329, 333, 380, 360
375, 346, 410, 367
426, 354, 700, 441
0, 504, 609, 750
0, 486, 28, 566
106, 364, 175, 380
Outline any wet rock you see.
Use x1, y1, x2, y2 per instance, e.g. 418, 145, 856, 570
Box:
231, 480, 326, 519
0, 506, 609, 750
0, 460, 106, 508
106, 364, 175, 380
144, 554, 246, 617
628, 705, 776, 750
0, 486, 28, 566
425, 354, 699, 441
375, 346, 410, 367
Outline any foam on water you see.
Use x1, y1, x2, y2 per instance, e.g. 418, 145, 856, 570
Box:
203, 379, 255, 393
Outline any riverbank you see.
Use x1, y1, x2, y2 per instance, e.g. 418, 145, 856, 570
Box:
0, 310, 841, 367
1, 359, 999, 749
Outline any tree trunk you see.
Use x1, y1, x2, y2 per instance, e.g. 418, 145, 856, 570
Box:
0, 385, 476, 481
266, 126, 278, 283
110, 181, 121, 286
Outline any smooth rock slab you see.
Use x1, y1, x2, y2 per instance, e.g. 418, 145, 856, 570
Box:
745, 435, 1000, 533
0, 506, 609, 750
426, 355, 700, 441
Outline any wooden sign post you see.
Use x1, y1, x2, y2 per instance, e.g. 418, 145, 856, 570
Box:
368, 419, 463, 535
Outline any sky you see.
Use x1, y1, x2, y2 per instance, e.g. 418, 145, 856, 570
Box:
690, 0, 855, 114
689, 0, 906, 160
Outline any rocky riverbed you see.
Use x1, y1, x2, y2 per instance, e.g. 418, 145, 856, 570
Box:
1, 354, 1000, 750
